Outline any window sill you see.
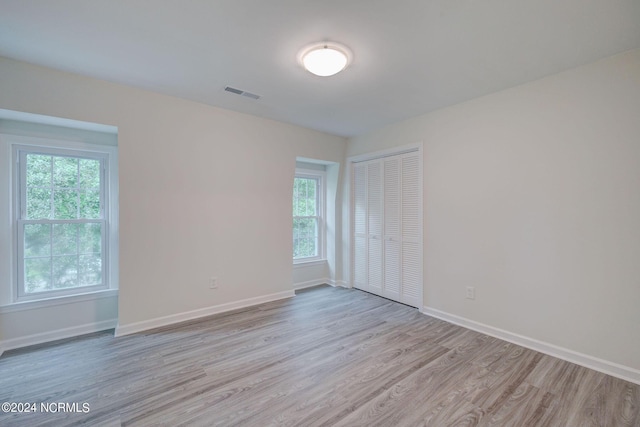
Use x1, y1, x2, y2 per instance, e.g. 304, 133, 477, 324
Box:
293, 259, 328, 269
0, 289, 118, 314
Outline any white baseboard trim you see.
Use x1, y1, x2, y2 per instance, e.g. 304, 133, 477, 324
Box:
294, 278, 331, 290
293, 279, 350, 290
334, 280, 349, 288
115, 290, 295, 337
421, 306, 640, 385
0, 319, 117, 357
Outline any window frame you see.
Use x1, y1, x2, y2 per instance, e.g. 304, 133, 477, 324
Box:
293, 168, 326, 264
11, 137, 118, 303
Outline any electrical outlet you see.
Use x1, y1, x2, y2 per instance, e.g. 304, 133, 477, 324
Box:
209, 277, 218, 289
465, 286, 475, 300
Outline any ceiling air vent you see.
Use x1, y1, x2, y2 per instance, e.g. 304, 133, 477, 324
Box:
224, 86, 261, 100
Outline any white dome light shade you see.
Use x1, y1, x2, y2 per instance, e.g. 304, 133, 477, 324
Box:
299, 43, 351, 77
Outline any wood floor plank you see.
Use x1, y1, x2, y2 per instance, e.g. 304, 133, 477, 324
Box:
159, 334, 447, 426
0, 285, 637, 427
568, 374, 640, 427
133, 321, 422, 426
332, 334, 499, 427
477, 382, 555, 427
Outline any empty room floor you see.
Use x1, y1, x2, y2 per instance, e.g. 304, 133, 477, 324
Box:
0, 285, 638, 426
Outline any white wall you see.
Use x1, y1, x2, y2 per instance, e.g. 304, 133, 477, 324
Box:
0, 57, 346, 344
348, 49, 640, 376
325, 163, 344, 285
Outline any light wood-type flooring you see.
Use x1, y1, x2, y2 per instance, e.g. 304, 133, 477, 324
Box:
1, 285, 638, 426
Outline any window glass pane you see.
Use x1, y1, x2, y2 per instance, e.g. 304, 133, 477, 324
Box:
26, 154, 51, 187
53, 189, 79, 219
19, 149, 109, 298
53, 255, 78, 289
293, 174, 321, 260
53, 156, 78, 188
293, 178, 304, 216
53, 223, 78, 256
306, 180, 316, 216
79, 158, 100, 189
293, 177, 317, 216
79, 254, 102, 286
26, 187, 52, 219
79, 223, 102, 254
25, 257, 51, 293
24, 224, 51, 257
293, 179, 299, 215
80, 189, 101, 218
293, 217, 318, 259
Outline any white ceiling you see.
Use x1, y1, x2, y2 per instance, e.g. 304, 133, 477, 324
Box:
1, 1, 639, 137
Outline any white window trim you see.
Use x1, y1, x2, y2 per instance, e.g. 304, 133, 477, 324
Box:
0, 289, 118, 314
293, 259, 327, 269
293, 168, 326, 265
6, 133, 119, 306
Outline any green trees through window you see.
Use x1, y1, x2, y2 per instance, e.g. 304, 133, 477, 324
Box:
293, 176, 320, 259
21, 152, 104, 295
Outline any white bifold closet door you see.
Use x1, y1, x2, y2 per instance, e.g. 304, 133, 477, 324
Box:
367, 161, 383, 295
353, 163, 367, 291
383, 156, 401, 302
352, 150, 422, 308
399, 153, 422, 307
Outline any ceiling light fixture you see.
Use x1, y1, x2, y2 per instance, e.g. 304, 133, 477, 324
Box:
298, 42, 351, 77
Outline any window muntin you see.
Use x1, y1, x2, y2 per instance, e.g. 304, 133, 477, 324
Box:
293, 171, 324, 262
16, 147, 108, 300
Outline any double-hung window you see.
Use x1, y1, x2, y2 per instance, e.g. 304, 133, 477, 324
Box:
293, 170, 325, 262
15, 145, 111, 300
